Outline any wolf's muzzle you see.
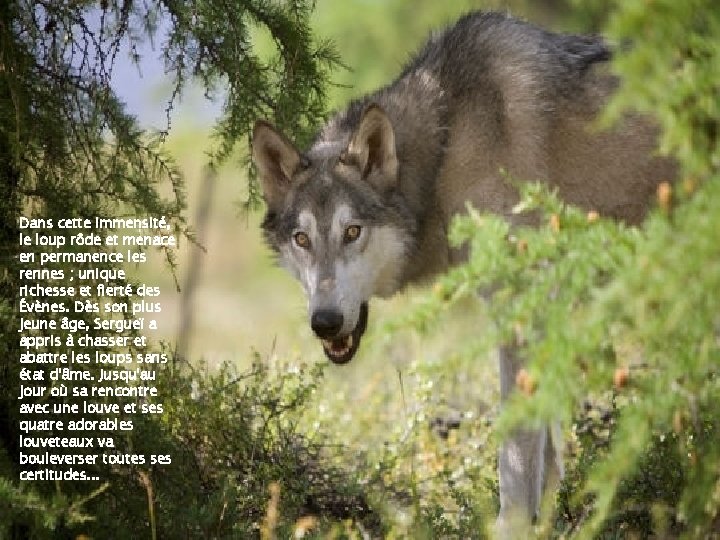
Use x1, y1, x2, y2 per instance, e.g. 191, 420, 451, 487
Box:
318, 302, 369, 365
311, 309, 344, 339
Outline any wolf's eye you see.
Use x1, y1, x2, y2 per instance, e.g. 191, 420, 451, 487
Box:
294, 232, 311, 249
344, 225, 362, 243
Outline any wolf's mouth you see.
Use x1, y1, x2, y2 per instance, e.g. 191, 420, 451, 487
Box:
320, 303, 368, 365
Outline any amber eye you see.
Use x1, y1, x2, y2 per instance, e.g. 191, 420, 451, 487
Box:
344, 225, 362, 243
294, 231, 311, 249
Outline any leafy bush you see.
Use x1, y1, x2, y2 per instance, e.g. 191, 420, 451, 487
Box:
2, 357, 379, 538
402, 1, 720, 536
0, 0, 345, 537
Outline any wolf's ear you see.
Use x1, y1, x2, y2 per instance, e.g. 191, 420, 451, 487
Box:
252, 121, 303, 208
346, 104, 398, 188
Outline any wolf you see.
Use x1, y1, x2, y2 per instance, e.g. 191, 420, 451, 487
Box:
251, 10, 675, 534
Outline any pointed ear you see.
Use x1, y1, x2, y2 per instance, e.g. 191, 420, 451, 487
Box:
345, 104, 398, 188
252, 121, 302, 208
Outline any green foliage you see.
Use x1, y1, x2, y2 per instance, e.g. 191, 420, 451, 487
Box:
0, 477, 106, 532
401, 1, 720, 537
358, 360, 497, 538
2, 357, 379, 538
0, 0, 341, 536
603, 0, 720, 177
160, 0, 340, 162
408, 175, 719, 537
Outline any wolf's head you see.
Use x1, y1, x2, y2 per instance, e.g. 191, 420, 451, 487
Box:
252, 105, 412, 364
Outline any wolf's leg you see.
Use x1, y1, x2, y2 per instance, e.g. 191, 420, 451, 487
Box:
495, 344, 548, 535
544, 421, 564, 495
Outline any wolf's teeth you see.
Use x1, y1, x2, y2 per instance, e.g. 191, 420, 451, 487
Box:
322, 335, 354, 357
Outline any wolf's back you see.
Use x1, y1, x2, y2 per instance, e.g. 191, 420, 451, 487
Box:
315, 10, 673, 234
402, 11, 611, 99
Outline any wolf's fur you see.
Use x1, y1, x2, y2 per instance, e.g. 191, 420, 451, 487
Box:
252, 11, 675, 534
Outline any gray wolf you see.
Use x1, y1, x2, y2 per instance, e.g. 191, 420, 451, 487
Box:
251, 11, 675, 534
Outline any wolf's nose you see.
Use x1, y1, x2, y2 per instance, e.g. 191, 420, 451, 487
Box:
311, 310, 344, 339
